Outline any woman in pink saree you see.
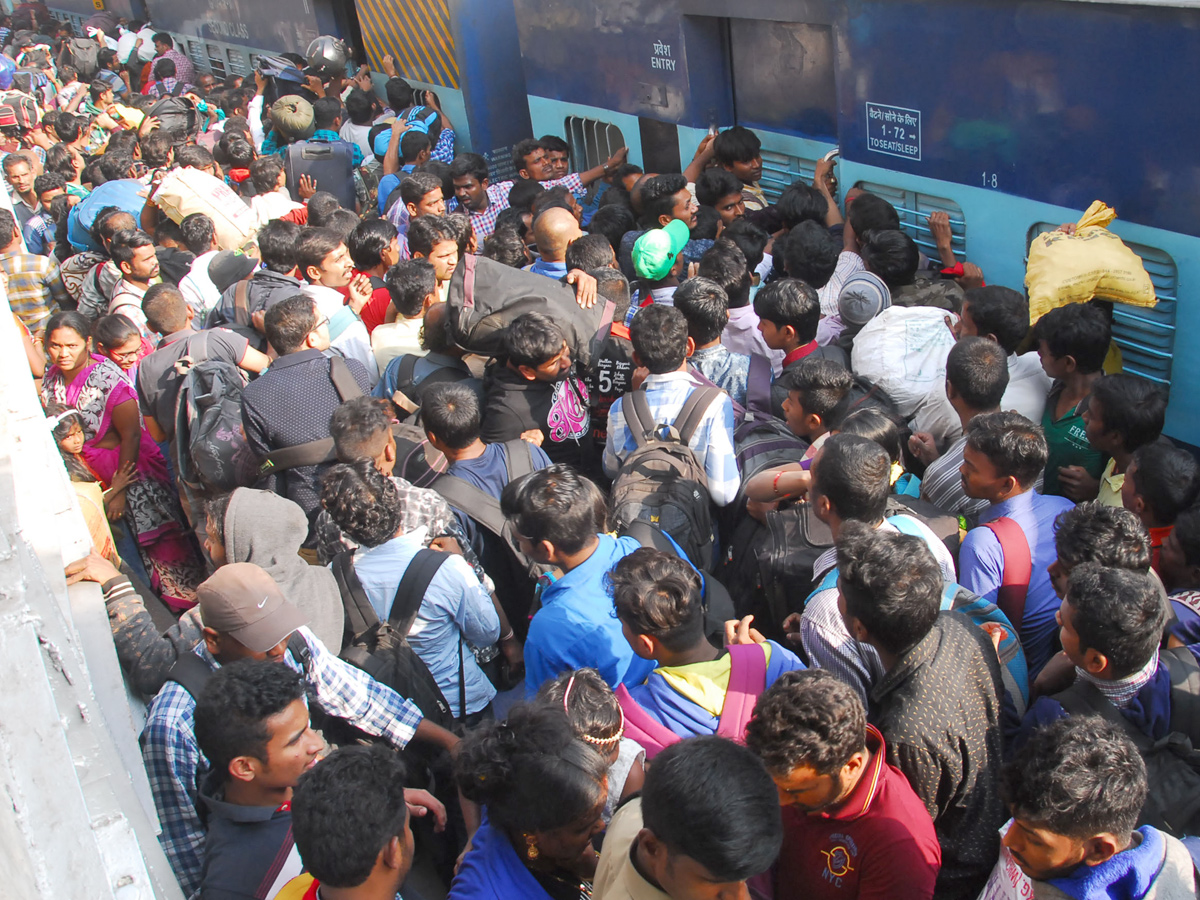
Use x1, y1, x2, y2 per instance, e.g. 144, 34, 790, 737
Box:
41, 311, 204, 610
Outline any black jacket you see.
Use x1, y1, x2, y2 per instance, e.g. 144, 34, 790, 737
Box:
870, 611, 1006, 900
479, 362, 590, 468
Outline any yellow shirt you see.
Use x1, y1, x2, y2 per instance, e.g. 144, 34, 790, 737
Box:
1097, 457, 1125, 507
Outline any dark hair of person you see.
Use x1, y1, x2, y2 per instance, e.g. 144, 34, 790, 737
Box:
1064, 563, 1165, 678
407, 215, 455, 259
33, 171, 66, 197
257, 219, 301, 274
93, 313, 140, 350
698, 238, 752, 308
859, 229, 920, 288
712, 125, 762, 166
139, 130, 174, 168
320, 459, 403, 548
385, 258, 438, 319
639, 173, 687, 229
535, 669, 623, 752
142, 283, 189, 335
154, 215, 185, 248
504, 311, 564, 369
179, 213, 216, 255
847, 192, 901, 237
690, 204, 719, 241
564, 232, 613, 273
152, 57, 176, 80
836, 521, 943, 655
175, 144, 215, 171
399, 171, 444, 210
695, 168, 744, 208
343, 87, 374, 126
608, 547, 705, 651
512, 138, 544, 174
400, 129, 431, 164
1033, 302, 1111, 374
454, 702, 608, 836
193, 659, 305, 786
963, 285, 1029, 354
1129, 442, 1200, 526
779, 358, 852, 428
812, 432, 890, 522
1000, 716, 1147, 842
221, 136, 255, 169
782, 221, 841, 289
947, 335, 1010, 410
673, 276, 728, 347
776, 182, 828, 229
93, 206, 136, 247
449, 152, 488, 183
291, 744, 411, 888
249, 155, 284, 193
753, 277, 820, 343
1088, 374, 1166, 452
1173, 506, 1200, 571
531, 184, 575, 221
500, 464, 601, 555
630, 303, 688, 374
152, 31, 174, 47
310, 96, 341, 132
295, 228, 344, 282
494, 206, 531, 242
442, 210, 474, 256
385, 76, 414, 114
965, 411, 1048, 488
263, 292, 318, 355
329, 396, 393, 462
306, 192, 342, 227
539, 134, 570, 155
587, 204, 636, 254
481, 228, 528, 268
205, 493, 233, 546
95, 152, 134, 183
421, 382, 481, 450
507, 177, 545, 212
347, 218, 398, 272
55, 114, 83, 145
745, 669, 866, 777
108, 228, 154, 268
324, 208, 361, 244
838, 406, 905, 466
1054, 501, 1152, 573
641, 735, 782, 883
593, 267, 631, 321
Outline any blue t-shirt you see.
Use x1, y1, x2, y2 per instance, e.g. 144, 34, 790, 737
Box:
377, 173, 401, 215
445, 441, 551, 554
524, 533, 658, 697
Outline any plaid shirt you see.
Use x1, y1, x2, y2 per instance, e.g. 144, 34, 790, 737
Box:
311, 129, 364, 167
22, 212, 54, 256
1, 249, 70, 330
602, 370, 741, 507
140, 626, 424, 895
449, 173, 584, 240
148, 49, 197, 92
430, 126, 455, 163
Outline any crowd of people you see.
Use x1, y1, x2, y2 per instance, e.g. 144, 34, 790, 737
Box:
7, 5, 1200, 899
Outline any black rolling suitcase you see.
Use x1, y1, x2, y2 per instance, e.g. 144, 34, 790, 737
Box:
285, 140, 357, 211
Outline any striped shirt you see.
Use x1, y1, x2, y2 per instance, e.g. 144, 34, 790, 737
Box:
1, 249, 70, 330
449, 173, 585, 240
919, 436, 990, 525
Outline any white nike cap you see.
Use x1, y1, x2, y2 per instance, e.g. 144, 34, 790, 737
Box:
197, 563, 309, 653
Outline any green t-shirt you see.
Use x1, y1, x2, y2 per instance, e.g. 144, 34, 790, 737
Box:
1042, 383, 1105, 496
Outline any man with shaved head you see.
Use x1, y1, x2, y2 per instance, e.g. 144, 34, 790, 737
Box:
527, 207, 584, 281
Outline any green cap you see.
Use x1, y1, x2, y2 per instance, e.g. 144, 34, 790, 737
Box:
632, 218, 690, 281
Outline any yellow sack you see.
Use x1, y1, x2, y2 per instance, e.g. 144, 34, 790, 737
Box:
151, 166, 258, 252
1025, 201, 1156, 322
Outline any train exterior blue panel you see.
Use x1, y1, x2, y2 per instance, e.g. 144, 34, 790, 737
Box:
146, 0, 323, 54
838, 0, 1200, 238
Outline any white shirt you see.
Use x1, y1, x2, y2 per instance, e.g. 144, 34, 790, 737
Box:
248, 190, 303, 230
178, 249, 221, 322
305, 284, 379, 385
339, 121, 374, 163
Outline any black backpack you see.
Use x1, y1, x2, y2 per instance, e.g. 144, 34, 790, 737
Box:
147, 82, 199, 139
609, 387, 722, 573
173, 342, 257, 494
445, 253, 617, 369
331, 548, 459, 728
386, 352, 473, 421
1055, 646, 1200, 838
59, 37, 98, 79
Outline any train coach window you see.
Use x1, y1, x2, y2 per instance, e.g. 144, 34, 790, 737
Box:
206, 45, 226, 79
564, 117, 626, 174
226, 49, 249, 77
857, 181, 967, 264
186, 40, 206, 71
759, 150, 818, 204
1027, 223, 1178, 393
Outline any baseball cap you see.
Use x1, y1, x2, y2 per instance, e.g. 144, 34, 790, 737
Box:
632, 218, 690, 281
208, 250, 259, 293
197, 563, 308, 653
838, 271, 891, 327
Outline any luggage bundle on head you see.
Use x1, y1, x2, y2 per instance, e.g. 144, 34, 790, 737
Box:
445, 254, 616, 368
285, 140, 356, 212
61, 37, 98, 79
609, 387, 722, 573
147, 83, 200, 140
67, 178, 147, 252
851, 305, 959, 417
172, 353, 257, 496
153, 166, 258, 252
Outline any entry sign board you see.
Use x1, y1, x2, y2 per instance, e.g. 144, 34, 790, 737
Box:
865, 102, 922, 161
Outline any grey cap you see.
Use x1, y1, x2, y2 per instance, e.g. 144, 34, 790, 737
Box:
838, 271, 891, 326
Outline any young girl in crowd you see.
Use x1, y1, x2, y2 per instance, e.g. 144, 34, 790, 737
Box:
537, 668, 645, 823
93, 313, 153, 384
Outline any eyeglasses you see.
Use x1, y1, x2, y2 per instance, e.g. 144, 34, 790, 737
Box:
107, 346, 142, 362
311, 316, 330, 333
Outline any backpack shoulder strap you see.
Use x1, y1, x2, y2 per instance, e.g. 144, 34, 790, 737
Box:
1163, 646, 1200, 744
165, 652, 215, 699
286, 632, 312, 674
433, 475, 506, 539
982, 516, 1031, 634
396, 353, 419, 391
614, 683, 681, 760
1055, 680, 1155, 752
170, 80, 186, 97
232, 280, 250, 326
745, 354, 774, 419
673, 386, 722, 445
333, 550, 380, 640
625, 389, 653, 448
329, 355, 364, 402
258, 437, 337, 475
716, 642, 770, 742
503, 438, 535, 482
388, 549, 448, 637
625, 519, 679, 554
